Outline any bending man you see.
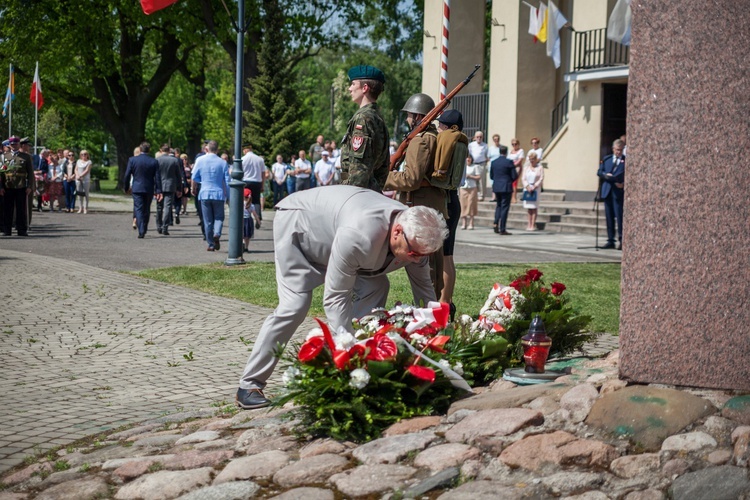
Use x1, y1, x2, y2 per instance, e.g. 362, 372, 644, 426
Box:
236, 185, 448, 409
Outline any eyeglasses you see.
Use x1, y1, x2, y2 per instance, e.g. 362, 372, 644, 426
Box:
402, 232, 428, 258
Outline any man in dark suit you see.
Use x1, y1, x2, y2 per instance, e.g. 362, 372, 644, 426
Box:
597, 139, 625, 250
123, 142, 162, 239
489, 145, 517, 235
155, 144, 183, 236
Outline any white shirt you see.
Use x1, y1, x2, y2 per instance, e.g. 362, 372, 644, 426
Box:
315, 158, 335, 185
241, 151, 265, 182
271, 162, 287, 184
294, 158, 312, 179
468, 141, 489, 164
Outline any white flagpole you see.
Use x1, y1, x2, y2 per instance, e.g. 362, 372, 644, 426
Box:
8, 64, 12, 137
34, 62, 39, 155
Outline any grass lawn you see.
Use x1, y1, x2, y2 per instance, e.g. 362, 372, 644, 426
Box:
96, 179, 124, 196
136, 262, 621, 334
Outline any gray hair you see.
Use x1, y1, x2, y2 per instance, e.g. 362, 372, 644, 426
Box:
613, 139, 625, 149
396, 205, 449, 254
207, 140, 219, 153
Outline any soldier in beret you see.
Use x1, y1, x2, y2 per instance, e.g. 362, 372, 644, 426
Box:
0, 136, 35, 236
339, 65, 390, 192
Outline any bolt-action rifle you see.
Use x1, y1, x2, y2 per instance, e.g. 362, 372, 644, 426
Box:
389, 64, 481, 171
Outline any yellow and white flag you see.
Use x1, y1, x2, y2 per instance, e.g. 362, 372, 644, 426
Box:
535, 3, 548, 43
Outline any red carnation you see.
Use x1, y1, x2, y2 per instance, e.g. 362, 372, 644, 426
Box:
526, 268, 543, 281
407, 365, 436, 383
333, 350, 351, 370
298, 336, 326, 363
551, 282, 567, 295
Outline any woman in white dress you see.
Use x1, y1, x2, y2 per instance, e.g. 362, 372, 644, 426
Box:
522, 152, 544, 231
75, 150, 92, 214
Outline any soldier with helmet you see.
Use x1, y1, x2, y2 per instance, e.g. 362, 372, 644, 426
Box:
339, 65, 390, 192
384, 93, 446, 298
0, 136, 35, 236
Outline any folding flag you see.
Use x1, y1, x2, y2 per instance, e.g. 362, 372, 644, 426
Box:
30, 62, 43, 110
2, 65, 14, 118
545, 1, 568, 68
140, 0, 179, 15
607, 0, 632, 46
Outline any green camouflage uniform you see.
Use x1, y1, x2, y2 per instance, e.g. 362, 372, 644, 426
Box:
339, 102, 390, 193
0, 151, 34, 190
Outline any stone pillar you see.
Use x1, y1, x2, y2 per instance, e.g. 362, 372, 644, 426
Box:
619, 1, 750, 391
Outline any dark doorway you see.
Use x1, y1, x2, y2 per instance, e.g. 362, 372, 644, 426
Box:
601, 83, 627, 158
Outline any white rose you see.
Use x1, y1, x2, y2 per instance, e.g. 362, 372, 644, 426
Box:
333, 327, 355, 351
452, 362, 464, 376
437, 359, 451, 370
282, 366, 301, 386
460, 314, 473, 325
349, 368, 370, 390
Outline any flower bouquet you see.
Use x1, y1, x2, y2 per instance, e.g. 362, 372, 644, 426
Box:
466, 269, 596, 375
276, 302, 472, 443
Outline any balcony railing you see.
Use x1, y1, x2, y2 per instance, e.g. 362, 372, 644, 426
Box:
571, 28, 629, 71
550, 91, 568, 138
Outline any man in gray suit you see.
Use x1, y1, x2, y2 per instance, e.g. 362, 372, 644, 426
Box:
236, 185, 449, 409
156, 144, 183, 236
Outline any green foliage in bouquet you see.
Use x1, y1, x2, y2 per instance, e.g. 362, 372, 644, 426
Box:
444, 322, 511, 385
275, 315, 462, 443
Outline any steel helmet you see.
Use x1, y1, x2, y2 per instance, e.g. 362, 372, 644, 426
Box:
401, 93, 435, 116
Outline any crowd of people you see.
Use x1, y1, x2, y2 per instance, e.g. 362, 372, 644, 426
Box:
0, 136, 99, 236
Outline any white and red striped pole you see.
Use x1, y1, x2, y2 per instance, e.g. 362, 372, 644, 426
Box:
439, 0, 450, 101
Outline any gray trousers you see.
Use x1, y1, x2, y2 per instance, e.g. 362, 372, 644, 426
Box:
239, 246, 389, 391
157, 193, 175, 230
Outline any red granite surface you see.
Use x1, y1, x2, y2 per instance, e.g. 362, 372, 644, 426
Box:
619, 0, 750, 390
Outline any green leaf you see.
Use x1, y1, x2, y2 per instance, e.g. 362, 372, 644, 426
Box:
481, 336, 509, 359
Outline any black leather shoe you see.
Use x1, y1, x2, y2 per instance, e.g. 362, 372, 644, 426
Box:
449, 302, 456, 322
213, 236, 221, 251
162, 230, 170, 236
157, 227, 163, 234
236, 388, 271, 409
500, 231, 512, 236
616, 242, 622, 250
175, 215, 180, 225
599, 243, 615, 249
493, 225, 499, 234
138, 233, 145, 239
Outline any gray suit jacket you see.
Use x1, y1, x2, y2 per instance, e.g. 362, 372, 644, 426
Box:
157, 154, 183, 193
274, 185, 436, 332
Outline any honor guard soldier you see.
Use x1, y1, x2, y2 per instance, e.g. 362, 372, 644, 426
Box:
0, 136, 35, 236
339, 65, 390, 192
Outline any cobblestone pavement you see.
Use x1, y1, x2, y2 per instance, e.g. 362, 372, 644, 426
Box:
0, 249, 317, 473
0, 197, 619, 474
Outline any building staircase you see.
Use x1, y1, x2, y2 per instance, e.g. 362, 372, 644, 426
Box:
473, 191, 606, 235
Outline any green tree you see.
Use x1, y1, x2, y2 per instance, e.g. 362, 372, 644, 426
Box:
243, 0, 301, 160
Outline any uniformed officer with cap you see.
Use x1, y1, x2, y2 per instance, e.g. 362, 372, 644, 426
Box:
0, 136, 35, 236
339, 65, 390, 192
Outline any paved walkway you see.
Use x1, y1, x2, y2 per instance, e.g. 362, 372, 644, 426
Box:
0, 193, 620, 473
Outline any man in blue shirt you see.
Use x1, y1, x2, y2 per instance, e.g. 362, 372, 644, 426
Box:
191, 140, 231, 251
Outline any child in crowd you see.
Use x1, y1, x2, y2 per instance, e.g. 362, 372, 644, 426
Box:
243, 188, 259, 252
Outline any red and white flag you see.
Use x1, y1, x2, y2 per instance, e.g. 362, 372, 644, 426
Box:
30, 62, 43, 110
140, 0, 179, 15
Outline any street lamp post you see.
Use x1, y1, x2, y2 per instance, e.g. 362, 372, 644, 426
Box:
225, 0, 247, 266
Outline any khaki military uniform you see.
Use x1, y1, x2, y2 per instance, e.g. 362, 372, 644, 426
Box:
339, 102, 390, 192
0, 151, 34, 235
384, 124, 447, 297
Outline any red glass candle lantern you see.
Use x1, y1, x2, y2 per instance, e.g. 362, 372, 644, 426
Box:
521, 315, 552, 373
